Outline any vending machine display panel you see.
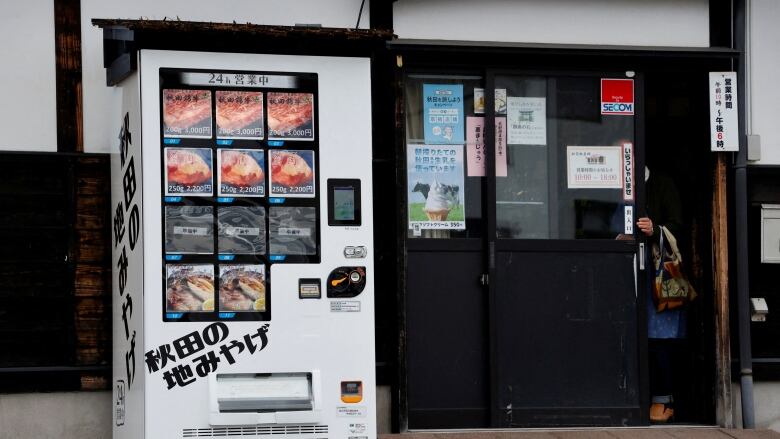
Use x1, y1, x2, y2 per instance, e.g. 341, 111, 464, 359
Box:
158, 68, 321, 322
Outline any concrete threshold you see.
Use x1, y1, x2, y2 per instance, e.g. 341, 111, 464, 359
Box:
381, 426, 780, 439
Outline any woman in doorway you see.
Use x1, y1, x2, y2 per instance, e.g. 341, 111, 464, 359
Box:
637, 166, 685, 424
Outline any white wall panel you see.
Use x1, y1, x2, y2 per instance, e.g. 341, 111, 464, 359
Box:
0, 2, 57, 152
80, 0, 368, 153
748, 0, 780, 164
394, 0, 709, 48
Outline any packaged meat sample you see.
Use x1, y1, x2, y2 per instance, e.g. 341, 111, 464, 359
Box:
269, 149, 315, 197
166, 264, 215, 312
216, 91, 264, 140
217, 149, 265, 197
164, 148, 213, 196
219, 264, 266, 312
164, 206, 214, 254
218, 206, 266, 255
269, 206, 317, 255
163, 89, 212, 138
267, 92, 314, 140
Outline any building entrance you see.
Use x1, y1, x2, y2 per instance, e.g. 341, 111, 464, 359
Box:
403, 69, 649, 428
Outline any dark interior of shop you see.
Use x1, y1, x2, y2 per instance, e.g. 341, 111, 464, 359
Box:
645, 70, 716, 424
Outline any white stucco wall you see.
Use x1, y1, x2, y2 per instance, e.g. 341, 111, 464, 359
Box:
0, 391, 112, 439
733, 381, 780, 432
747, 0, 780, 164
0, 1, 57, 152
80, 0, 369, 154
393, 0, 710, 48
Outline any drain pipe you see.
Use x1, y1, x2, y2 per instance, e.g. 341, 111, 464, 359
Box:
734, 0, 756, 429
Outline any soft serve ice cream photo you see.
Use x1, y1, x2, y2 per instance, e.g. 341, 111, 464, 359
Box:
423, 180, 456, 221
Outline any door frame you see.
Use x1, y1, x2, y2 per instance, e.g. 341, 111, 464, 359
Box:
391, 40, 738, 431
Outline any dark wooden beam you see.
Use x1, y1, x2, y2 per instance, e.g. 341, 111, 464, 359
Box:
712, 153, 733, 427
54, 0, 83, 152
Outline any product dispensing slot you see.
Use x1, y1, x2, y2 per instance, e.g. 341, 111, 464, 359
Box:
209, 372, 321, 425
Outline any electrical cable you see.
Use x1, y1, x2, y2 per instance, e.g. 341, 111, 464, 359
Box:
355, 0, 366, 29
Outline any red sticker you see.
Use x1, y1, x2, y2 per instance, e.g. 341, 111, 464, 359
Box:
601, 79, 634, 115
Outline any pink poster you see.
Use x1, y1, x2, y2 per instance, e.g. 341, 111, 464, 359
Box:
467, 117, 508, 177
495, 117, 508, 177
466, 117, 485, 177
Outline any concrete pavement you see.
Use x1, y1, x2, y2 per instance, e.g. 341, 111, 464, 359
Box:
381, 428, 780, 439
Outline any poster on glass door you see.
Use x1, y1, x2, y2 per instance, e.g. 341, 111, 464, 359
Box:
507, 97, 546, 145
423, 84, 464, 144
566, 146, 623, 189
407, 145, 465, 230
466, 116, 511, 177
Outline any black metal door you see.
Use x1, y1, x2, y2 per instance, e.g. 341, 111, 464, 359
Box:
484, 71, 647, 427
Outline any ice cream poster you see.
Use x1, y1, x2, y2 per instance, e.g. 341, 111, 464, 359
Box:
164, 148, 214, 196
269, 149, 316, 197
163, 89, 212, 138
267, 92, 315, 141
566, 146, 623, 189
216, 91, 264, 140
407, 145, 466, 230
423, 84, 465, 144
218, 149, 265, 197
508, 97, 546, 145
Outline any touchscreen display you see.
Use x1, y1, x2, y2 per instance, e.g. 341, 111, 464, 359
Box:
333, 187, 355, 221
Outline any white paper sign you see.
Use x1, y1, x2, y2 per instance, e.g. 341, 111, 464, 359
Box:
624, 205, 634, 235
566, 146, 623, 189
709, 72, 739, 152
508, 97, 546, 145
495, 118, 507, 177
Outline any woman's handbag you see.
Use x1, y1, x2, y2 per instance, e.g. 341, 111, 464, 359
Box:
652, 225, 697, 312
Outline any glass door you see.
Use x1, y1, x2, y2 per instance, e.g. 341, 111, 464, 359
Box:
486, 71, 647, 427
403, 72, 492, 428
402, 68, 647, 429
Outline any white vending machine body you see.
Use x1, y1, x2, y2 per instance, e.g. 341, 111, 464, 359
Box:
111, 50, 375, 439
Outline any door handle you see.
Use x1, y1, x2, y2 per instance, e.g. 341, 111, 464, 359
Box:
638, 242, 645, 270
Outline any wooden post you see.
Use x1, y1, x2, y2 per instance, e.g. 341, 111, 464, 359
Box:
713, 152, 733, 427
54, 0, 83, 152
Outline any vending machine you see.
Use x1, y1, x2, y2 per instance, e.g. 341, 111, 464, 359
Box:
110, 50, 375, 439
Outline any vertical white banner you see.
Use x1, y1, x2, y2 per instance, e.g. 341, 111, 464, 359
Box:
622, 142, 634, 201
709, 72, 739, 152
